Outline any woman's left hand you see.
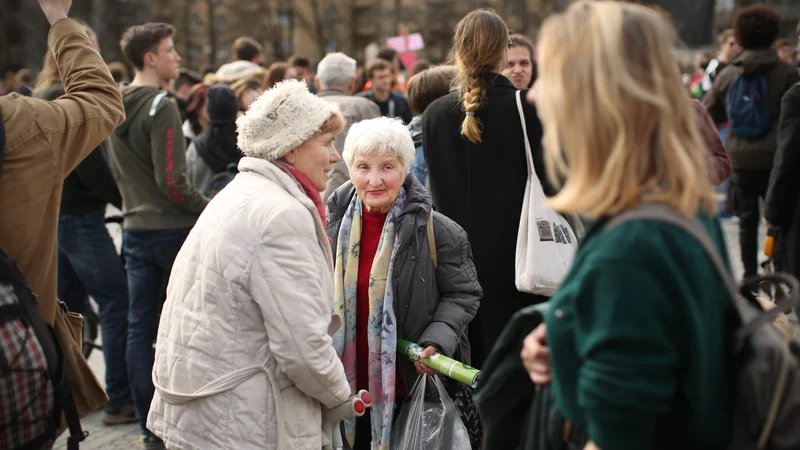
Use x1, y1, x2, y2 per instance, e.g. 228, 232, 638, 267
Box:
414, 346, 439, 376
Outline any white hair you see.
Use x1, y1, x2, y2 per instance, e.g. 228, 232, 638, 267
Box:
317, 52, 357, 89
343, 117, 415, 175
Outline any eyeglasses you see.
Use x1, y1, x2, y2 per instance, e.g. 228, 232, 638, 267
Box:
508, 38, 513, 49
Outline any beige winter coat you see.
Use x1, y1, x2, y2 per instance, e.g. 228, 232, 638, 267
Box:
147, 157, 351, 449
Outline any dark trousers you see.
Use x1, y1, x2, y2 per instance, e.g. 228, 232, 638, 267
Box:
57, 213, 132, 407
122, 227, 191, 436
731, 170, 771, 279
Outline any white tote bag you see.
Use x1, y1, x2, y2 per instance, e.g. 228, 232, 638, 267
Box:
514, 90, 577, 296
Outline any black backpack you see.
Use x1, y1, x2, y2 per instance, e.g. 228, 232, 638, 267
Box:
0, 117, 87, 449
607, 204, 800, 449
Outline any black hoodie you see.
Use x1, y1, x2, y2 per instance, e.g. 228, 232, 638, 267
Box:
193, 123, 242, 173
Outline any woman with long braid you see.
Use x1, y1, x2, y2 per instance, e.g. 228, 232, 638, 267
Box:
422, 9, 553, 369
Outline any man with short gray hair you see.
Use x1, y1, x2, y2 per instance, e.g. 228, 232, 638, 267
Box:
316, 52, 381, 200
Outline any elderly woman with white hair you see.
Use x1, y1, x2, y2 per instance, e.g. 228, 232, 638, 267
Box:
147, 79, 351, 449
326, 116, 482, 449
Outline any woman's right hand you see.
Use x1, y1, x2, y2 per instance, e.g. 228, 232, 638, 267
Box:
521, 323, 551, 385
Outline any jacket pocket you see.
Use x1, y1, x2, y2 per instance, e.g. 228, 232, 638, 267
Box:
280, 385, 322, 447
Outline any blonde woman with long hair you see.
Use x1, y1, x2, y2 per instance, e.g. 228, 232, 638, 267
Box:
423, 9, 551, 369
521, 2, 734, 449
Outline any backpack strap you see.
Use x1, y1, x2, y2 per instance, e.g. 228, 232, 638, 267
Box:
1, 251, 88, 449
427, 212, 437, 269
149, 91, 169, 117
605, 203, 798, 336
606, 203, 797, 448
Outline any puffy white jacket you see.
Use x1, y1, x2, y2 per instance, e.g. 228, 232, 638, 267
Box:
147, 157, 351, 449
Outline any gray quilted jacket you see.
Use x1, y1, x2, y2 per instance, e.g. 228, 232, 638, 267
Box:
326, 174, 483, 391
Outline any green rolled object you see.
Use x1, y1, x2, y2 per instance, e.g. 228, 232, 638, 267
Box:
398, 339, 482, 388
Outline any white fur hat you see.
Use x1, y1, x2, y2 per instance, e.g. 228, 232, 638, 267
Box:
236, 79, 340, 160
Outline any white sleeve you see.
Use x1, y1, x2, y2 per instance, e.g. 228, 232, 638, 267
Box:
702, 59, 720, 92
249, 207, 351, 408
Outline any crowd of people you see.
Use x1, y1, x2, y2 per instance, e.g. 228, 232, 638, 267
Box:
2, 0, 800, 449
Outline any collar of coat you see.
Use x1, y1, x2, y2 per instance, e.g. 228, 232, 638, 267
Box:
326, 174, 434, 253
482, 72, 516, 90
317, 88, 349, 97
238, 156, 334, 265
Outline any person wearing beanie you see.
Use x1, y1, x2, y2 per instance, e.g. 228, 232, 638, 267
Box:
186, 84, 244, 197
147, 79, 352, 449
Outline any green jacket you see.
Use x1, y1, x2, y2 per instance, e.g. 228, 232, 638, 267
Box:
109, 84, 208, 229
546, 215, 735, 450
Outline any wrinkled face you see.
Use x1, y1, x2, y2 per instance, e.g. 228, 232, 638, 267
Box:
149, 37, 181, 82
504, 46, 534, 90
287, 132, 340, 191
350, 153, 405, 214
371, 68, 393, 93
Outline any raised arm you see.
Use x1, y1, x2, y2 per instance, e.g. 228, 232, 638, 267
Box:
29, 0, 124, 176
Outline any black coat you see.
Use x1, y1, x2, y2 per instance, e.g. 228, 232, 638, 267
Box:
422, 73, 551, 369
764, 82, 800, 278
326, 175, 482, 391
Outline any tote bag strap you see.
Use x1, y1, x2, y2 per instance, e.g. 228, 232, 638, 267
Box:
515, 90, 538, 182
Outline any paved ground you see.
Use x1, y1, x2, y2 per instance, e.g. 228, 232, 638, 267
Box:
54, 217, 797, 449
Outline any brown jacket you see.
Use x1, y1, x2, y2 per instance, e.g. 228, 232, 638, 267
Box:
704, 49, 800, 171
0, 19, 125, 326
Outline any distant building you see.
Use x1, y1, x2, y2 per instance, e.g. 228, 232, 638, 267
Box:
4, 0, 795, 79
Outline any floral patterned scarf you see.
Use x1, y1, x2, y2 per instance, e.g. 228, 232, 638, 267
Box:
332, 188, 408, 450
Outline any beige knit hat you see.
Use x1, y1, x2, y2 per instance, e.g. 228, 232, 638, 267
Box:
236, 79, 340, 160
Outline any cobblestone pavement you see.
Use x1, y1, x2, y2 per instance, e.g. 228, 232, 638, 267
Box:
53, 217, 797, 449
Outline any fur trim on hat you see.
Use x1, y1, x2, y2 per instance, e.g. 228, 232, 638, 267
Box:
236, 79, 340, 160
215, 61, 265, 84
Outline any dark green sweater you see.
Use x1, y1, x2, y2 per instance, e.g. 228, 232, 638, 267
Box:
109, 84, 208, 230
545, 215, 735, 450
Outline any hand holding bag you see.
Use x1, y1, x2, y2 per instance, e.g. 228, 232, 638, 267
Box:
391, 375, 472, 450
513, 91, 577, 296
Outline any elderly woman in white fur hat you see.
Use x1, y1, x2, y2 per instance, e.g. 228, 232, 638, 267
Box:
147, 79, 352, 449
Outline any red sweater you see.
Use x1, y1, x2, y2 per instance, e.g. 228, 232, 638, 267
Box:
356, 207, 405, 397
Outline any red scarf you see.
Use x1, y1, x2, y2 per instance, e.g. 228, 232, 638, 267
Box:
276, 161, 327, 228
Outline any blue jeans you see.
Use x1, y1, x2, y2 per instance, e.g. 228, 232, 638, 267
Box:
122, 227, 191, 436
57, 213, 132, 407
